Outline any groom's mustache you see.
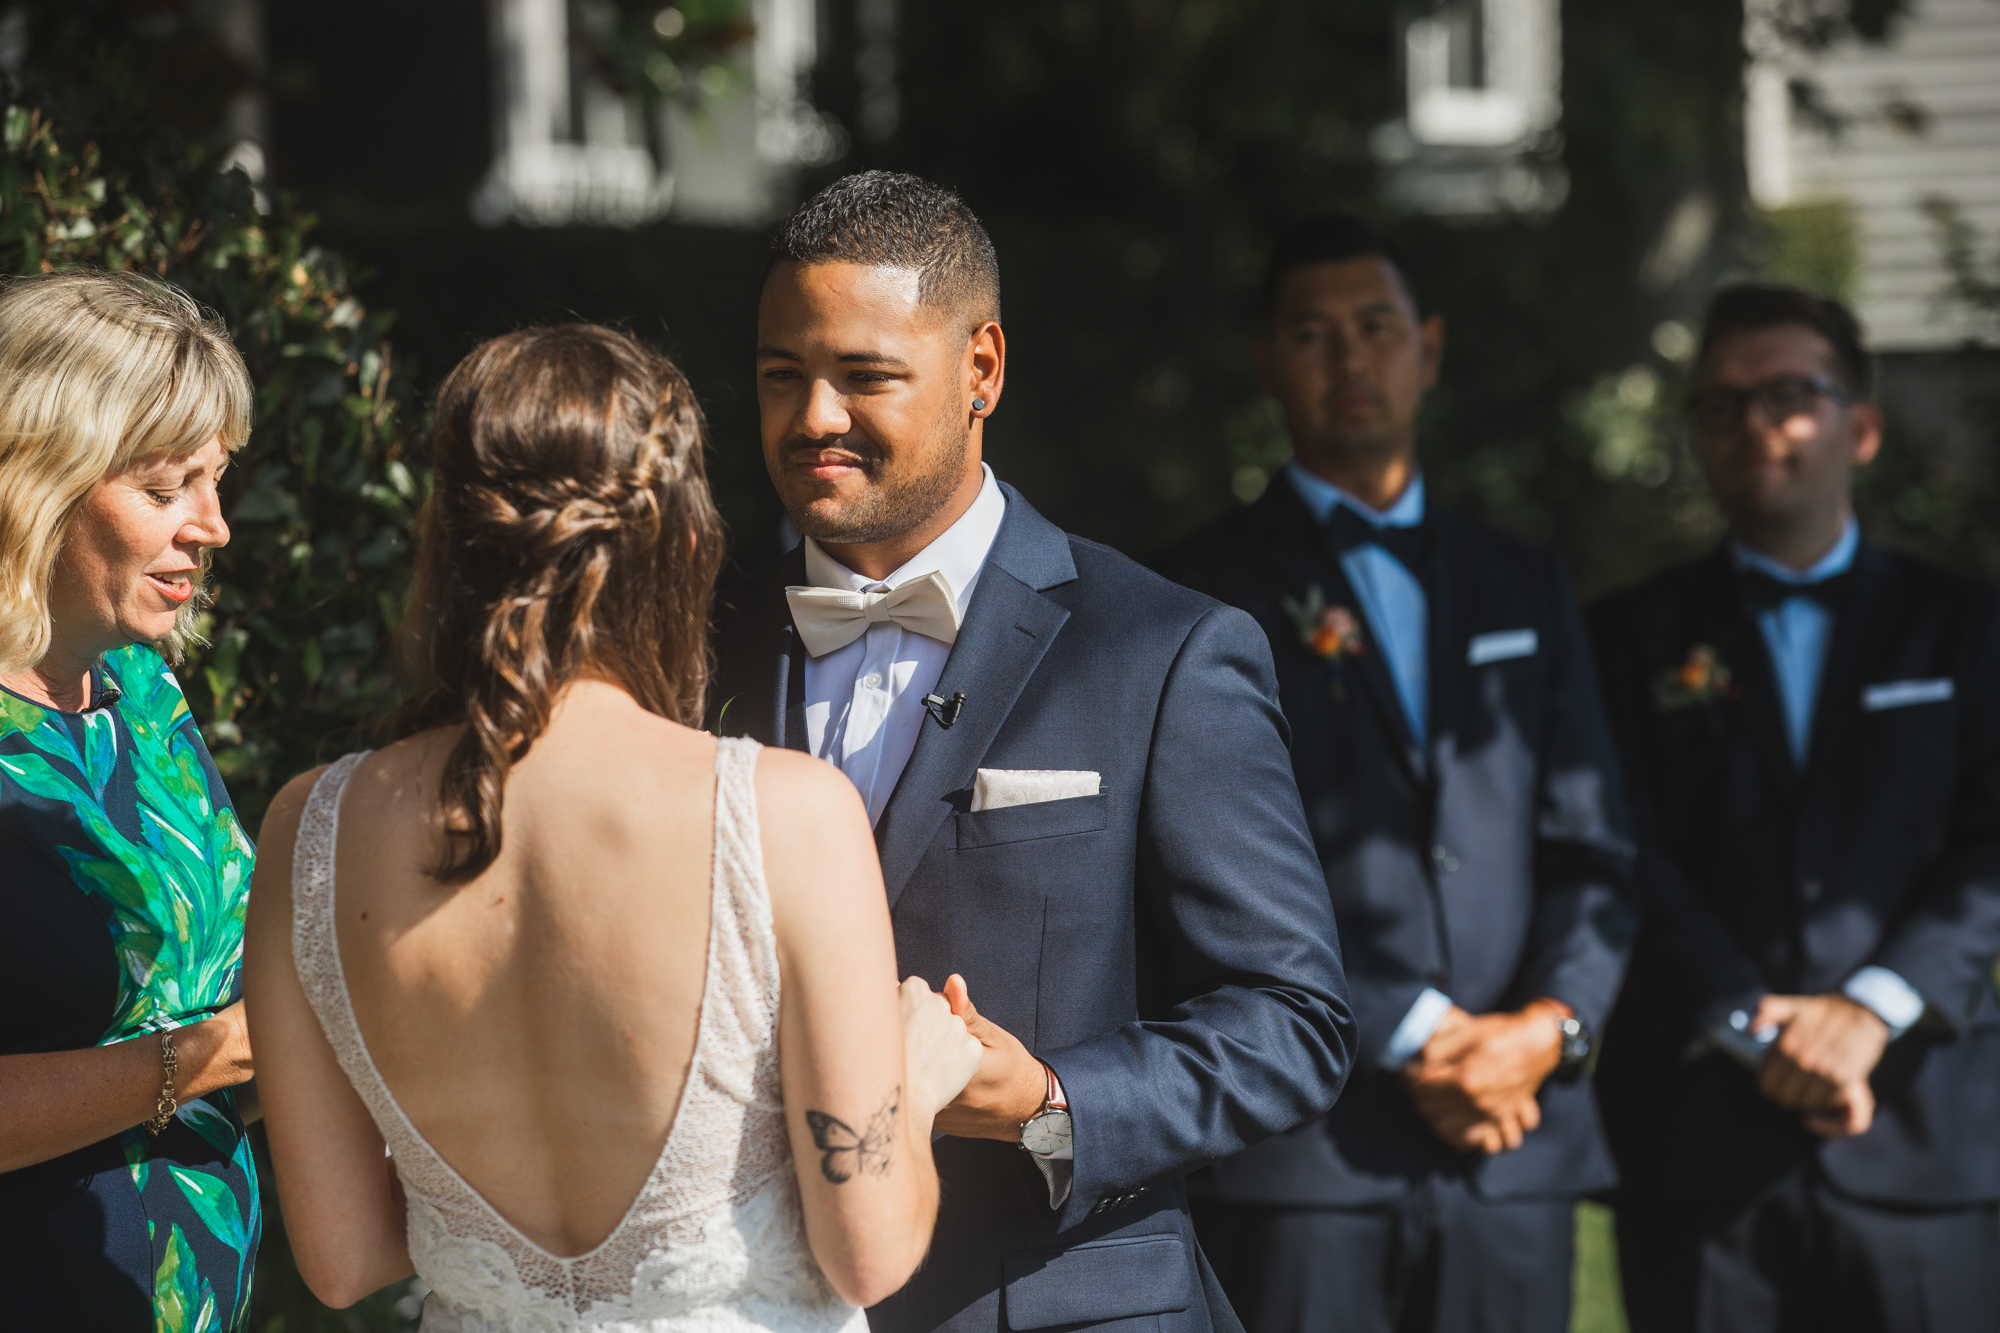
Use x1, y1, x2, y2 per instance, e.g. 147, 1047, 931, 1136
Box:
780, 435, 887, 473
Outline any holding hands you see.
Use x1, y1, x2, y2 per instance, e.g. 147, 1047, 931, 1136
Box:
1403, 999, 1569, 1155
1751, 992, 1889, 1139
930, 974, 1050, 1141
899, 976, 984, 1123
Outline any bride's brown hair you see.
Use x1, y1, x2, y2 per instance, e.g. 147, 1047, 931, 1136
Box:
391, 324, 725, 883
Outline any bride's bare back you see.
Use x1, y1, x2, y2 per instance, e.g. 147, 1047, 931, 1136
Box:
335, 681, 714, 1256
245, 323, 979, 1321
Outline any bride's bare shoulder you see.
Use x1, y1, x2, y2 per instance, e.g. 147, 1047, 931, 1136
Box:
751, 747, 868, 830
752, 750, 881, 912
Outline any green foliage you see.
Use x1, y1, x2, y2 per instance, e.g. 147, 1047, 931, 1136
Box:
1925, 197, 2000, 341
0, 105, 420, 824
593, 0, 759, 105
1757, 199, 1861, 302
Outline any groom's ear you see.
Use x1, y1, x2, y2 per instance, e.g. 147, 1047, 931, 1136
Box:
966, 320, 1005, 415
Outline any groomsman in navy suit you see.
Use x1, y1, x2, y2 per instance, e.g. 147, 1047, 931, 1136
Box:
1158, 215, 1637, 1332
1587, 285, 2000, 1331
712, 173, 1355, 1333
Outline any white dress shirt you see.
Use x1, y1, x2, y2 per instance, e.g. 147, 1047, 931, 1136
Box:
1285, 465, 1452, 1067
792, 468, 1078, 1200
801, 465, 1007, 825
1720, 519, 1925, 1045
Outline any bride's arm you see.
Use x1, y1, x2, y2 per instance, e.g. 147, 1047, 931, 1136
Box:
244, 770, 416, 1309
761, 750, 979, 1309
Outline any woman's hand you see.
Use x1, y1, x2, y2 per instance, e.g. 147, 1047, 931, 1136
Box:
177, 1001, 256, 1103
899, 977, 981, 1123
0, 1000, 258, 1174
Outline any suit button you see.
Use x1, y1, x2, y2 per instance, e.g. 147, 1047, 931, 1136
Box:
1431, 844, 1460, 874
1801, 878, 1824, 903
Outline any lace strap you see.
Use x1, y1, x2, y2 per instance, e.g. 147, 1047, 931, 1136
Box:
702, 737, 783, 1106
711, 737, 766, 893
291, 752, 370, 1029
288, 752, 443, 1173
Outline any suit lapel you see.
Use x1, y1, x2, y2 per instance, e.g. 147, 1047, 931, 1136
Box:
1801, 539, 1892, 791
1689, 550, 1799, 799
1255, 481, 1428, 787
1424, 512, 1471, 782
780, 626, 808, 753
712, 548, 807, 745
873, 488, 1078, 910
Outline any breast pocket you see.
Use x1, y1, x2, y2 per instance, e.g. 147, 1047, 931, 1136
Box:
956, 792, 1109, 850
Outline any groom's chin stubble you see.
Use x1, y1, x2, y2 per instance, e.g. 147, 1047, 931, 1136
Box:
785, 432, 970, 548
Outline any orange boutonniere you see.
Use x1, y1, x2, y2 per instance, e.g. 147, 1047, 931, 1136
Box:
1654, 643, 1737, 713
1283, 585, 1367, 701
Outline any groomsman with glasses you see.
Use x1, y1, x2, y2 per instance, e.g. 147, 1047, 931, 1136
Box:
1158, 215, 1638, 1333
1588, 285, 2000, 1330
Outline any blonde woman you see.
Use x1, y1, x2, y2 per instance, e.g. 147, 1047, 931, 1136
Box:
0, 272, 261, 1325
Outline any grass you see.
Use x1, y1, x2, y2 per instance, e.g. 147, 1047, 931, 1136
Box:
1573, 1202, 1632, 1333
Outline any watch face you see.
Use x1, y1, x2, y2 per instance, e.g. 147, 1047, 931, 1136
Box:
1022, 1109, 1072, 1157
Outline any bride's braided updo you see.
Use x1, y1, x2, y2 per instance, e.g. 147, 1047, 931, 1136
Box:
392, 324, 725, 883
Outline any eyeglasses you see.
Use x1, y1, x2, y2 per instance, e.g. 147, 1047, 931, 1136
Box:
1688, 374, 1854, 435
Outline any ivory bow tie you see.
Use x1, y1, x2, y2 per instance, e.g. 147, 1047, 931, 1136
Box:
785, 570, 963, 657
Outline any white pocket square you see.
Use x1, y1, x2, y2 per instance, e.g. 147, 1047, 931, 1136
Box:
971, 769, 1101, 812
1468, 628, 1539, 666
1862, 678, 1954, 711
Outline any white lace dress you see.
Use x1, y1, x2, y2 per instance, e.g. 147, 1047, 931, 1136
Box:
292, 737, 866, 1333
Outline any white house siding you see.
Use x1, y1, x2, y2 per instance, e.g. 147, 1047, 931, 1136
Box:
1748, 0, 2000, 350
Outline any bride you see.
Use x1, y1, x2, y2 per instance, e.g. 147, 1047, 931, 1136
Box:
244, 324, 980, 1331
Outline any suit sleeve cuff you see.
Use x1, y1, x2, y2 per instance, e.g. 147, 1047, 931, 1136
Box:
1381, 988, 1454, 1068
1843, 966, 1926, 1038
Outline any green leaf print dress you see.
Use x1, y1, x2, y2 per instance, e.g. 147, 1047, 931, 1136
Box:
0, 645, 261, 1330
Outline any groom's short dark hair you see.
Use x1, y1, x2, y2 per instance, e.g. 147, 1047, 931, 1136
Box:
771, 171, 1001, 330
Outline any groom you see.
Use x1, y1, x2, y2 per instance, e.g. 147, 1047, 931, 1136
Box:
712, 170, 1356, 1333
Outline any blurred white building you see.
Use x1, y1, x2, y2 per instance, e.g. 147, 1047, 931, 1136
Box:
475, 0, 844, 228
1373, 0, 1567, 217
1745, 0, 2000, 349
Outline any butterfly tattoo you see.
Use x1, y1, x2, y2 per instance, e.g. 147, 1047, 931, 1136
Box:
805, 1088, 899, 1184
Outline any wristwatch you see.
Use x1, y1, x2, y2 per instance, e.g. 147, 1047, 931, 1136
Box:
1553, 1013, 1593, 1079
1020, 1061, 1071, 1157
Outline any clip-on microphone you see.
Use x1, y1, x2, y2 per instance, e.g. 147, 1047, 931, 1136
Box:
922, 690, 967, 730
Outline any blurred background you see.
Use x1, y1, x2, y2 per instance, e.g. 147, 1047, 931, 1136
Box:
2, 0, 1995, 1327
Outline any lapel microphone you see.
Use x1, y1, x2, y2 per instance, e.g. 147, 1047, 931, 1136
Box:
922, 690, 967, 730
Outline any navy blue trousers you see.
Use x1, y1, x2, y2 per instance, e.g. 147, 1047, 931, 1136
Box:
1193, 1178, 1574, 1333
1615, 1168, 2000, 1333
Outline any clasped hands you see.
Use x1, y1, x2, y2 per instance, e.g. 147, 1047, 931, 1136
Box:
1748, 993, 1889, 1139
1402, 998, 1568, 1155
903, 974, 1047, 1141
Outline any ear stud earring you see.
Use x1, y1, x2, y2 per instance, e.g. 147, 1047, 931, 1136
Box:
972, 398, 987, 412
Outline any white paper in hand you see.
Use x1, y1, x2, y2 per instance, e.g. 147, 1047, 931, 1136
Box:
970, 769, 1101, 812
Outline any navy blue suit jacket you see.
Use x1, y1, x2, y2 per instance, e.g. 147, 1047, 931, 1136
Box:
1156, 478, 1636, 1205
1588, 541, 2000, 1208
710, 484, 1356, 1333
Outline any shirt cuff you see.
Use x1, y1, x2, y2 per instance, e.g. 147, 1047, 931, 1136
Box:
1843, 966, 1926, 1038
1029, 1068, 1072, 1209
1382, 987, 1455, 1068
1030, 1155, 1072, 1209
